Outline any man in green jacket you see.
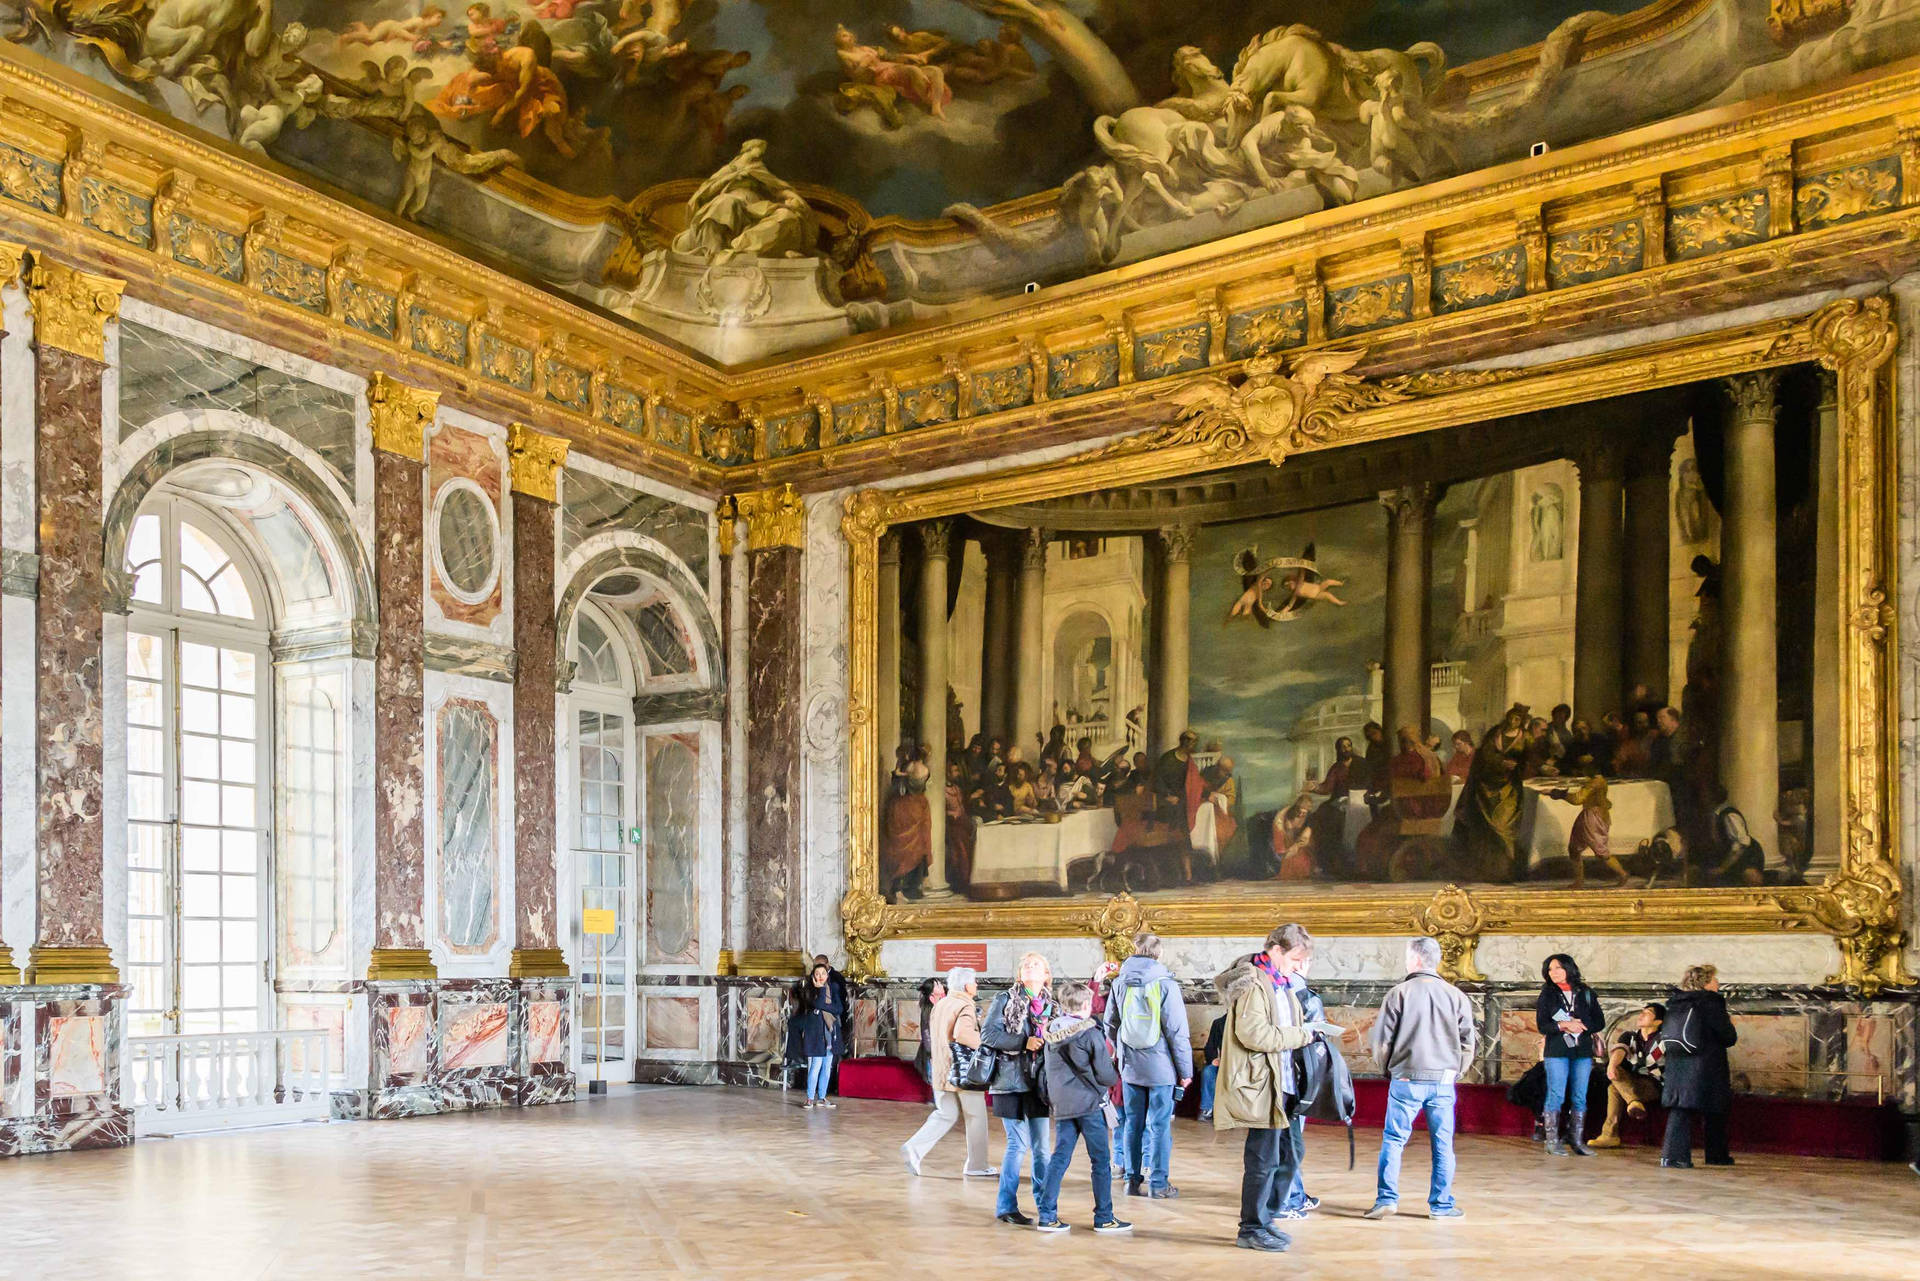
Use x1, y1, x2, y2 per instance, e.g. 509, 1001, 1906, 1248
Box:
1212, 924, 1348, 1253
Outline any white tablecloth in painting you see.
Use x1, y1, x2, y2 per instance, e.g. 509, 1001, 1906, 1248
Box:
1334, 784, 1466, 850
1522, 778, 1675, 865
971, 809, 1119, 890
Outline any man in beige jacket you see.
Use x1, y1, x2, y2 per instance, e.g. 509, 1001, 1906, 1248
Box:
902, 967, 997, 1177
1213, 925, 1348, 1253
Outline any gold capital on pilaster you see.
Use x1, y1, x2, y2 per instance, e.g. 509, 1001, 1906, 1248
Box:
367, 371, 439, 459
716, 494, 739, 557
0, 240, 25, 291
27, 258, 124, 362
737, 484, 805, 551
506, 423, 569, 502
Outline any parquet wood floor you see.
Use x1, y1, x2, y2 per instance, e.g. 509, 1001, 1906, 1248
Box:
0, 1086, 1914, 1279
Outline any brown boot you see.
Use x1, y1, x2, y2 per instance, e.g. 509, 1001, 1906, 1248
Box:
1589, 1106, 1623, 1149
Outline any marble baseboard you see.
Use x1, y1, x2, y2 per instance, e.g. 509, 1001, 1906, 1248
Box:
363, 977, 576, 1121
632, 1059, 721, 1087
0, 1106, 131, 1155
517, 1062, 574, 1107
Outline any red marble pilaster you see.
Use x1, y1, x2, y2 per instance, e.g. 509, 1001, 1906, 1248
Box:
506, 425, 568, 978
25, 258, 123, 986
0, 242, 17, 984
366, 374, 438, 981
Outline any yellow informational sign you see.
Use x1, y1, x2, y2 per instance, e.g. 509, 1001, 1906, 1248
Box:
582, 908, 617, 936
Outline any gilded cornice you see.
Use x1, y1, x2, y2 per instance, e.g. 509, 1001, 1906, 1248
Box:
0, 239, 23, 289
26, 254, 122, 360
4, 42, 1920, 493
367, 371, 438, 459
735, 485, 805, 551
506, 422, 569, 503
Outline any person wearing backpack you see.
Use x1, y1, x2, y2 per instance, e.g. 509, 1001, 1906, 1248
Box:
1103, 931, 1192, 1199
1659, 964, 1739, 1168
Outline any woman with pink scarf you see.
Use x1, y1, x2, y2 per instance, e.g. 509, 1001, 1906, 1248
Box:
979, 952, 1056, 1225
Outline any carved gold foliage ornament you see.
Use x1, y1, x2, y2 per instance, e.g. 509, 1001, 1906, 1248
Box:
506, 423, 569, 502
27, 256, 124, 361
1414, 885, 1498, 983
1768, 0, 1852, 47
1094, 892, 1149, 964
841, 886, 890, 980
366, 371, 439, 458
1796, 162, 1899, 228
1668, 191, 1768, 256
737, 483, 806, 550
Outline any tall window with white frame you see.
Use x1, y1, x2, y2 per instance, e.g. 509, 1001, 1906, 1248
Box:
570, 605, 635, 1079
124, 497, 274, 1040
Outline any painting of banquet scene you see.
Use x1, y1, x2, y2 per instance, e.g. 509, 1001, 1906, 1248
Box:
877, 370, 1838, 902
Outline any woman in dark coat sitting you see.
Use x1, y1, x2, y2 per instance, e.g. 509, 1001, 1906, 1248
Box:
1536, 952, 1606, 1156
978, 951, 1056, 1225
1660, 963, 1739, 1167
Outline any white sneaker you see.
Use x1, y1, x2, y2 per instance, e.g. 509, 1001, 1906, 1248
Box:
962, 1166, 999, 1177
902, 1142, 923, 1176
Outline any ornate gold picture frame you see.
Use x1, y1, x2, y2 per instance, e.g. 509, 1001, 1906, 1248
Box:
840, 296, 1910, 995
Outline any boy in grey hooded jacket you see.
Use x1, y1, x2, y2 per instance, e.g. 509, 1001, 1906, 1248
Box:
1036, 984, 1130, 1233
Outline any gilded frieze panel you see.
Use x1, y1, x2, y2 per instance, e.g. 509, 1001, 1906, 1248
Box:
1547, 219, 1645, 288
1133, 323, 1211, 381
1327, 275, 1412, 337
1047, 342, 1120, 399
603, 384, 646, 437
897, 378, 959, 430
75, 178, 151, 248
971, 363, 1033, 415
1433, 247, 1527, 314
1225, 301, 1309, 359
251, 248, 327, 312
1794, 156, 1902, 231
0, 141, 60, 213
1666, 189, 1770, 260
409, 306, 469, 367
477, 333, 535, 390
163, 213, 243, 282
337, 279, 398, 340
544, 360, 592, 413
833, 397, 886, 445
653, 404, 694, 452
700, 418, 751, 468
766, 407, 821, 457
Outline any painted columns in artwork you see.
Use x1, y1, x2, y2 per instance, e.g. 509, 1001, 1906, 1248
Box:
366, 373, 439, 981
1012, 527, 1048, 749
25, 259, 123, 986
1572, 441, 1626, 722
1720, 371, 1781, 866
1622, 430, 1678, 703
1379, 486, 1435, 744
978, 533, 1017, 746
507, 424, 570, 979
915, 520, 953, 899
736, 485, 807, 974
1148, 525, 1194, 756
875, 531, 901, 801
1809, 368, 1841, 871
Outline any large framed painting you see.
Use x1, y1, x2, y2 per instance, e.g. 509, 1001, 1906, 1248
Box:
839, 296, 1907, 993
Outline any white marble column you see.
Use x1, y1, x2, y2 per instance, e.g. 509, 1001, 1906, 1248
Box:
916, 520, 953, 898
1012, 527, 1047, 752
876, 531, 901, 800
1810, 368, 1841, 873
1147, 525, 1195, 756
1380, 486, 1435, 742
1720, 371, 1781, 861
1573, 442, 1625, 722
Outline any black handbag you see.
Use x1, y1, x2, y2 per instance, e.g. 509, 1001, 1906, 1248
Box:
948, 1042, 997, 1091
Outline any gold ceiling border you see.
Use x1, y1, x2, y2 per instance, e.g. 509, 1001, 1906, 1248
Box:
0, 43, 1918, 495
839, 297, 1913, 995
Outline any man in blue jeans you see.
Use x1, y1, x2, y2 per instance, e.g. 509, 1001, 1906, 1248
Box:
1104, 931, 1192, 1198
1364, 936, 1479, 1220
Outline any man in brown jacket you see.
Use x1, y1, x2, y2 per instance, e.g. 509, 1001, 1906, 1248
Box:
901, 967, 996, 1177
1212, 925, 1348, 1253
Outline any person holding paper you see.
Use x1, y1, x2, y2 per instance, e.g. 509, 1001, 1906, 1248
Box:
1536, 953, 1606, 1156
1364, 937, 1478, 1221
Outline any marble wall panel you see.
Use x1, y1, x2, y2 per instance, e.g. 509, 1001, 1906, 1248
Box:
45, 1014, 107, 1098
744, 544, 803, 955
116, 319, 356, 490
528, 1001, 566, 1062
742, 996, 782, 1057
433, 697, 501, 956
512, 978, 575, 1106
426, 419, 505, 633
385, 1004, 431, 1077
851, 997, 879, 1055
511, 492, 558, 958
892, 997, 921, 1055
644, 995, 701, 1052
441, 1000, 510, 1070
559, 464, 709, 585
1729, 1013, 1812, 1094
643, 732, 700, 967
371, 446, 428, 953
3, 988, 132, 1155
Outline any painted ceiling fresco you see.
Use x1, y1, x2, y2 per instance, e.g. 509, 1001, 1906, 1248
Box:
6, 1, 1916, 359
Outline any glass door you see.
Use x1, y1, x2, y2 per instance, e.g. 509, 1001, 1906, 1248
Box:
125, 627, 272, 1038
574, 705, 637, 1081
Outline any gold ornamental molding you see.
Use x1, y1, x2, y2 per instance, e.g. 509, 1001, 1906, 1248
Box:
365, 947, 439, 982
25, 255, 122, 361
24, 945, 119, 986
2, 43, 1920, 491
838, 297, 1914, 997
0, 238, 24, 290
366, 371, 438, 459
735, 485, 806, 552
506, 947, 570, 980
506, 423, 570, 504
0, 944, 20, 985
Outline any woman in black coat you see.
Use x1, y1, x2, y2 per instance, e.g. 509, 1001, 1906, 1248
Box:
1536, 953, 1606, 1156
1660, 963, 1739, 1167
977, 952, 1057, 1225
795, 962, 845, 1110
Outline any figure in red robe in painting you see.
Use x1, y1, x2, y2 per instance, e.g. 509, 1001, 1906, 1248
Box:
431, 21, 579, 158
881, 748, 932, 900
